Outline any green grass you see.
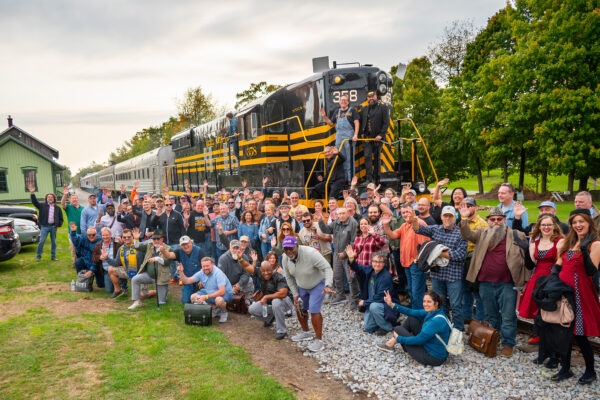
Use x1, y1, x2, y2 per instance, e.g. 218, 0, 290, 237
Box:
0, 216, 294, 400
449, 169, 572, 193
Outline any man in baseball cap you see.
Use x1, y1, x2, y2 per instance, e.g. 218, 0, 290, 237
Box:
281, 236, 334, 352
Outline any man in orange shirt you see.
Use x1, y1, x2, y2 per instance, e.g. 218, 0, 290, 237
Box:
382, 203, 429, 309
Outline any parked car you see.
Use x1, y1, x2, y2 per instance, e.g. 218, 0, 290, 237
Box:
0, 205, 38, 223
0, 218, 21, 261
11, 217, 40, 245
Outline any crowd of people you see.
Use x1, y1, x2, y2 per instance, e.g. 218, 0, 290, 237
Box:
29, 174, 600, 385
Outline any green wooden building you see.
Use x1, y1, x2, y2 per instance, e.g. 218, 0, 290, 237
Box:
0, 116, 66, 202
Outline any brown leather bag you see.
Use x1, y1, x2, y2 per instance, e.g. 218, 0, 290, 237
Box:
252, 290, 264, 303
226, 294, 249, 314
465, 320, 500, 357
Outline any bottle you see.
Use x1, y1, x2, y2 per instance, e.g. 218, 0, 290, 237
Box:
262, 305, 268, 318
70, 280, 75, 291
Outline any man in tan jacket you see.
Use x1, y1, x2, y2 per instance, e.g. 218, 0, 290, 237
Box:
458, 206, 529, 357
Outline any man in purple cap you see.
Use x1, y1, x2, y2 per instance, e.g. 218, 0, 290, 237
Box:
281, 236, 335, 352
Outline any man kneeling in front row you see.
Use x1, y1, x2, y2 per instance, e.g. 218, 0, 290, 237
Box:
178, 257, 234, 324
242, 260, 294, 340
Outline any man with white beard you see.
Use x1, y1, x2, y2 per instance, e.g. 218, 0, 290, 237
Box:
458, 206, 529, 357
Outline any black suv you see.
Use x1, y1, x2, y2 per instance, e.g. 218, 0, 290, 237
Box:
0, 205, 38, 223
0, 218, 21, 261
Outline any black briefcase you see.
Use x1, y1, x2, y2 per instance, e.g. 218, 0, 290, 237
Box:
184, 303, 212, 326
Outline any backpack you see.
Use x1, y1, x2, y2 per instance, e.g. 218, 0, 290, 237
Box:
75, 270, 94, 292
434, 314, 464, 356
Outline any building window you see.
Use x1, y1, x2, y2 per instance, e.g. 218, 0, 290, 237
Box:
0, 169, 7, 193
22, 168, 37, 191
55, 173, 62, 187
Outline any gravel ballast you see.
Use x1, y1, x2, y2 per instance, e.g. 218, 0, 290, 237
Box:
283, 303, 600, 399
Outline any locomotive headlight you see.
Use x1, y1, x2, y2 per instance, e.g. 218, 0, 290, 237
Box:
416, 181, 426, 193
377, 73, 387, 83
333, 75, 344, 84
378, 84, 387, 94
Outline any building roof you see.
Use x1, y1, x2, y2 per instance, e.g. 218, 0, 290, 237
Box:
0, 125, 59, 159
0, 135, 65, 170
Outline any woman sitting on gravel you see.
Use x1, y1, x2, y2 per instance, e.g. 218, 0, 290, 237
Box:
376, 290, 450, 366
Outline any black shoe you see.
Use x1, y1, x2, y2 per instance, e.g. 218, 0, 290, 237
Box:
551, 369, 574, 382
263, 314, 275, 327
51, 257, 58, 261
578, 372, 597, 385
110, 290, 124, 299
275, 332, 286, 340
375, 329, 389, 337
532, 356, 545, 365
544, 358, 559, 369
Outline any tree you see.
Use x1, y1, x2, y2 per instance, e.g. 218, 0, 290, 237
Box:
176, 86, 217, 128
235, 82, 282, 109
72, 162, 104, 187
427, 19, 476, 85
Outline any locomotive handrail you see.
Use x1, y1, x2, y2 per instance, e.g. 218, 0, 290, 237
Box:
395, 118, 438, 184
262, 116, 321, 145
304, 151, 325, 200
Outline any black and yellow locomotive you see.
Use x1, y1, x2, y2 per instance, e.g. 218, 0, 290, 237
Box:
167, 61, 431, 203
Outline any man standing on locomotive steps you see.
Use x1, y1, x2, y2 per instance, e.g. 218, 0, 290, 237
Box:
361, 91, 389, 184
320, 94, 360, 184
226, 112, 239, 165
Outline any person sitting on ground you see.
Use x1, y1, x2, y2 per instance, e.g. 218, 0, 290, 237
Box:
218, 240, 254, 297
178, 257, 234, 324
242, 259, 294, 340
128, 230, 172, 310
282, 236, 335, 352
346, 245, 397, 335
69, 222, 104, 288
162, 235, 206, 303
376, 290, 450, 367
92, 227, 127, 298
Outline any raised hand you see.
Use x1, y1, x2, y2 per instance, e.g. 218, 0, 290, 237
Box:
97, 209, 103, 218
437, 178, 449, 187
380, 213, 392, 225
100, 247, 109, 260
458, 204, 471, 219
513, 201, 527, 219
132, 227, 141, 241
203, 178, 208, 186
345, 245, 356, 259
120, 184, 126, 193
242, 179, 247, 188
183, 210, 190, 221
374, 184, 381, 193
271, 236, 277, 247
402, 183, 412, 194
383, 290, 394, 307
177, 262, 184, 274
63, 185, 68, 193
203, 205, 210, 216
368, 226, 376, 236
350, 176, 358, 188
262, 176, 269, 186
580, 234, 597, 251
27, 183, 35, 193
184, 179, 189, 188
319, 108, 326, 117
217, 222, 223, 233
251, 250, 258, 264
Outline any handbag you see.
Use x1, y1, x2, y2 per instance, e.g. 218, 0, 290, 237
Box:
75, 270, 94, 292
184, 303, 212, 326
434, 315, 464, 356
226, 294, 249, 314
465, 320, 500, 358
540, 296, 574, 327
252, 290, 264, 303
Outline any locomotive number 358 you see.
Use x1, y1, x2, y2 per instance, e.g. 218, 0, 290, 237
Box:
332, 90, 358, 103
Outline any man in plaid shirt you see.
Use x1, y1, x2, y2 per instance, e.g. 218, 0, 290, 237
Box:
412, 205, 468, 330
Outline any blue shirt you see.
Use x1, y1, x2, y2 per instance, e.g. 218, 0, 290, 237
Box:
498, 200, 528, 229
80, 204, 106, 234
212, 214, 239, 250
238, 223, 259, 241
415, 224, 467, 282
191, 266, 233, 297
226, 118, 238, 140
392, 305, 450, 360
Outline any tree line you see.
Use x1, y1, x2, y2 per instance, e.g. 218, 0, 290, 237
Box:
394, 0, 599, 194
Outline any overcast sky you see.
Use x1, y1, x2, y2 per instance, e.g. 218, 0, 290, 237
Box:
1, 0, 506, 172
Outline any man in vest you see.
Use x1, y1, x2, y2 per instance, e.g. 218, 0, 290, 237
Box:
320, 94, 360, 184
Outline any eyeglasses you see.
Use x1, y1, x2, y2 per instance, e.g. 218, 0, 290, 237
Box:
488, 217, 504, 222
302, 219, 312, 223
87, 234, 96, 237
165, 204, 173, 207
372, 260, 386, 264
282, 228, 291, 231
152, 238, 162, 241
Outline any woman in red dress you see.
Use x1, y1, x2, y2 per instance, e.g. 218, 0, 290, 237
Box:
551, 209, 600, 384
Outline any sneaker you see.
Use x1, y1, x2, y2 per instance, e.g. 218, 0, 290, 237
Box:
275, 332, 287, 340
527, 336, 540, 344
291, 331, 314, 342
375, 328, 389, 337
307, 339, 323, 352
376, 341, 395, 353
578, 372, 597, 385
169, 278, 177, 284
51, 257, 58, 261
219, 311, 228, 324
110, 289, 125, 299
329, 296, 347, 305
347, 302, 358, 311
212, 308, 221, 318
128, 300, 142, 310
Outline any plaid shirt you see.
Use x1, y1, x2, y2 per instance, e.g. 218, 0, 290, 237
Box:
415, 224, 467, 282
353, 233, 386, 266
212, 214, 239, 250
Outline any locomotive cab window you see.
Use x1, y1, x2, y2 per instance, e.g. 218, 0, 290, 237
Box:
247, 113, 259, 139
264, 101, 283, 134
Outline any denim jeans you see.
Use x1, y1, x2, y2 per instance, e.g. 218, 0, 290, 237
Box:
199, 237, 213, 261
335, 134, 355, 182
260, 241, 272, 261
463, 283, 485, 321
36, 225, 57, 259
169, 244, 180, 280
181, 283, 198, 303
363, 302, 392, 332
431, 278, 464, 331
404, 262, 426, 309
478, 282, 517, 346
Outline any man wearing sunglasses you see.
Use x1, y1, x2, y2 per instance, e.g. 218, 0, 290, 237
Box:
298, 212, 333, 265
459, 206, 529, 357
69, 222, 104, 288
150, 198, 186, 283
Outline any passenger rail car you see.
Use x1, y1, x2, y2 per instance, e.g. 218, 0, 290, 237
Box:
113, 146, 174, 194
167, 64, 400, 197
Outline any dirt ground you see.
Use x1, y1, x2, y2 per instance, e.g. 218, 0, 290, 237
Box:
4, 282, 366, 399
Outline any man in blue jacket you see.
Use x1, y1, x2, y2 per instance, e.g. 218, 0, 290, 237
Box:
69, 222, 104, 288
346, 245, 397, 335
